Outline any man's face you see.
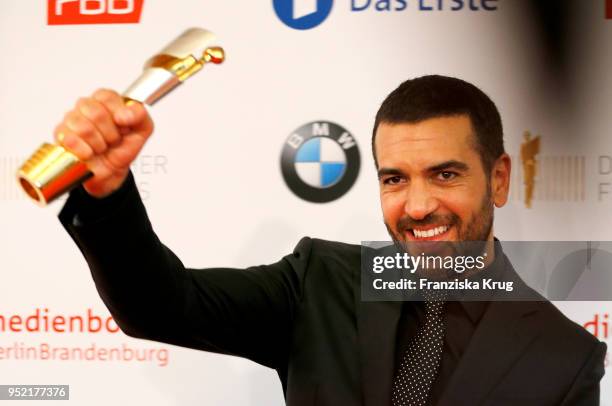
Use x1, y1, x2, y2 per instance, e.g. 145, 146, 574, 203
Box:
375, 115, 502, 246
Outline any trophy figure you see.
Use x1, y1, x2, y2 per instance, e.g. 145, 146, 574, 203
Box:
17, 27, 225, 206
520, 130, 541, 208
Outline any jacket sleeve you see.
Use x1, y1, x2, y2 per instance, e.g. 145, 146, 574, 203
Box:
559, 340, 607, 406
58, 172, 312, 370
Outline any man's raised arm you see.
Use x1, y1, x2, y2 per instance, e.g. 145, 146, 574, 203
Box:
56, 90, 306, 369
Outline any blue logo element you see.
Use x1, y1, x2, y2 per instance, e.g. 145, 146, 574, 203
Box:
295, 137, 346, 188
273, 0, 333, 30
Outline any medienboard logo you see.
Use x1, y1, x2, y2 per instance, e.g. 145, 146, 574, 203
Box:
281, 121, 360, 203
273, 0, 334, 30
48, 0, 144, 25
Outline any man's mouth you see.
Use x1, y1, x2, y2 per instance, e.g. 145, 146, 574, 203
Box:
406, 225, 451, 241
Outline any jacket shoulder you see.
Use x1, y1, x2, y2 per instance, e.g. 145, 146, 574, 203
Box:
312, 237, 361, 269
292, 236, 360, 260
311, 237, 361, 256
290, 237, 361, 285
535, 300, 603, 349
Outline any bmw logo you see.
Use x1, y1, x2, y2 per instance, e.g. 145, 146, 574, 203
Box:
281, 121, 360, 203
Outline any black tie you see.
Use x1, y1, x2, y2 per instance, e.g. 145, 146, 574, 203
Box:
391, 291, 446, 406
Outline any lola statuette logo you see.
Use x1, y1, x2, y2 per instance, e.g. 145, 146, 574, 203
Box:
520, 131, 540, 208
513, 131, 589, 206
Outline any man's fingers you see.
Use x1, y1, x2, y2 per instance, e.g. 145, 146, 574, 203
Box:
127, 102, 154, 136
76, 97, 121, 146
92, 88, 135, 127
63, 110, 107, 155
91, 88, 153, 137
114, 101, 152, 132
104, 132, 147, 169
91, 88, 125, 114
54, 124, 94, 161
113, 104, 154, 144
49, 89, 154, 198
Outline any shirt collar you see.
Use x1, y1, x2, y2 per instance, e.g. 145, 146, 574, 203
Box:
452, 238, 506, 320
458, 300, 489, 325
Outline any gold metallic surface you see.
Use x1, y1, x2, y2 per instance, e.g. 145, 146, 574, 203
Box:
18, 27, 224, 205
145, 46, 225, 82
146, 54, 203, 81
520, 131, 541, 209
17, 143, 92, 206
203, 47, 225, 65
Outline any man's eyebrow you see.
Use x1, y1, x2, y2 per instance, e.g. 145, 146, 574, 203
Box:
377, 168, 404, 179
377, 161, 470, 179
426, 160, 469, 173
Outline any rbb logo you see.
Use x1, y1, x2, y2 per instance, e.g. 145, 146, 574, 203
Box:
47, 0, 144, 25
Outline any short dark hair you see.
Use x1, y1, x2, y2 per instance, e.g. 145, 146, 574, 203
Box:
372, 75, 505, 173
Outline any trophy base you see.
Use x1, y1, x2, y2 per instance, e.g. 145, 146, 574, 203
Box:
17, 143, 92, 206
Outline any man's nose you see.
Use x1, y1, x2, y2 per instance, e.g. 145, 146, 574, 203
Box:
403, 181, 439, 220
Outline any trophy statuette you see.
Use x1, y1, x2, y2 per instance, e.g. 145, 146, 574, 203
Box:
17, 27, 225, 206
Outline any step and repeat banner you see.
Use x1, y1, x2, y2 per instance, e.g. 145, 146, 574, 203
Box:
1, 0, 611, 404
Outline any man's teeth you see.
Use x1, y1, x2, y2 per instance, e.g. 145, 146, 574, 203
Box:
412, 225, 449, 238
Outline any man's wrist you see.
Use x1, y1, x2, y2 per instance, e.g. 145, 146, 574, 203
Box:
82, 170, 130, 199
67, 171, 137, 226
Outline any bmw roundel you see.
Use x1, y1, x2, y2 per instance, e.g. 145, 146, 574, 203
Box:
281, 121, 360, 203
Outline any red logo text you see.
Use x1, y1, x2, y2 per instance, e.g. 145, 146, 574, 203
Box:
47, 0, 144, 25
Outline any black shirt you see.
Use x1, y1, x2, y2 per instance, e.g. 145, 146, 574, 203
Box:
393, 244, 505, 406
394, 299, 489, 405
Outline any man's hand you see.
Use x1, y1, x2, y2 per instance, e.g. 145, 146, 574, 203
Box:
54, 89, 154, 198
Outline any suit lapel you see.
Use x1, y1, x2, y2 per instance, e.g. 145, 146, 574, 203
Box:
357, 298, 402, 406
436, 256, 545, 406
355, 244, 403, 406
355, 248, 545, 406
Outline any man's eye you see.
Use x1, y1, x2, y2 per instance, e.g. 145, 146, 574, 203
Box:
383, 176, 404, 185
437, 171, 457, 181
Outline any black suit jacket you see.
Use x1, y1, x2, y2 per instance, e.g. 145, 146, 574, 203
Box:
59, 174, 606, 406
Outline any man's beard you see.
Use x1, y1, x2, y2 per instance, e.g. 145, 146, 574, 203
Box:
384, 187, 494, 279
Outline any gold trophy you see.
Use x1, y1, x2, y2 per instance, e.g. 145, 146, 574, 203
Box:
17, 27, 225, 206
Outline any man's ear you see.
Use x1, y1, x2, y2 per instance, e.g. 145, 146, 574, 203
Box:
491, 153, 511, 208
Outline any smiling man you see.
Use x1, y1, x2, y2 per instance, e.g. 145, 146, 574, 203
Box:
374, 76, 506, 247
58, 75, 605, 405
377, 116, 498, 243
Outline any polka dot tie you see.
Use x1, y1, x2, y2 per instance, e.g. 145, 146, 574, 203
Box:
391, 290, 447, 406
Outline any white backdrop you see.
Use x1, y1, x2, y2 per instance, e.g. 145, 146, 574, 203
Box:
0, 0, 610, 404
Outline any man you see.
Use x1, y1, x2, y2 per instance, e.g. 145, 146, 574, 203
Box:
57, 75, 606, 405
